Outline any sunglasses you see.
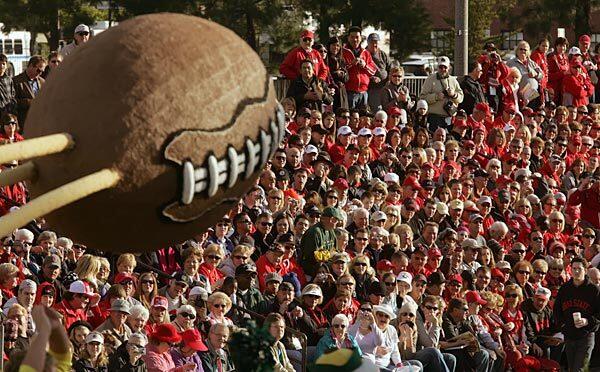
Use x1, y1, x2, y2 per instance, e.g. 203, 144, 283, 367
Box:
355, 262, 368, 267
179, 312, 196, 319
535, 270, 547, 275
207, 255, 222, 260
213, 303, 227, 309
518, 270, 530, 275
583, 235, 596, 239
340, 282, 354, 286
302, 37, 312, 42
77, 31, 90, 36
400, 312, 415, 318
532, 237, 543, 242
261, 222, 273, 227
512, 249, 526, 254
425, 305, 439, 311
360, 307, 372, 312
355, 237, 368, 242
234, 255, 249, 260
140, 279, 154, 285
505, 293, 519, 298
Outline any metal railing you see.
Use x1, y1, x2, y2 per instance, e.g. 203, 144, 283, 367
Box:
271, 75, 427, 102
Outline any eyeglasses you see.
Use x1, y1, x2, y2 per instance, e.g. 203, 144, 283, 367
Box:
234, 255, 249, 260
269, 196, 282, 201
583, 234, 596, 239
550, 219, 564, 223
332, 324, 346, 329
140, 279, 154, 285
355, 237, 368, 242
360, 307, 372, 312
425, 305, 439, 311
5, 121, 17, 125
207, 255, 222, 260
355, 262, 368, 267
512, 249, 526, 254
121, 280, 134, 286
535, 270, 547, 275
77, 31, 90, 36
302, 37, 312, 42
505, 293, 519, 298
518, 270, 531, 275
384, 281, 396, 286
532, 237, 543, 242
213, 303, 227, 309
340, 282, 354, 286
376, 312, 390, 319
179, 312, 196, 319
260, 222, 273, 227
400, 312, 415, 318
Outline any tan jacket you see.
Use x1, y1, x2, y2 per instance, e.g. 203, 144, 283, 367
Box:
270, 340, 295, 372
419, 73, 464, 117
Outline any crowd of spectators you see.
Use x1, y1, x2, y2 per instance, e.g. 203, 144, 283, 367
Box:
0, 21, 600, 372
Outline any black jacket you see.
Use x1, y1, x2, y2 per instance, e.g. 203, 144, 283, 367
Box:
0, 74, 16, 113
459, 75, 486, 115
286, 75, 332, 112
521, 298, 559, 349
553, 276, 600, 340
107, 343, 147, 372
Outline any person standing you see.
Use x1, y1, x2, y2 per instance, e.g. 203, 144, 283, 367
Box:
0, 54, 16, 114
419, 56, 464, 132
60, 24, 91, 58
553, 257, 600, 372
459, 60, 486, 115
341, 26, 376, 109
12, 55, 46, 130
280, 29, 328, 82
299, 206, 342, 278
366, 33, 391, 112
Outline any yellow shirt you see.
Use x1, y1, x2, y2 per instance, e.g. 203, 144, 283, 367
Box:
19, 350, 72, 372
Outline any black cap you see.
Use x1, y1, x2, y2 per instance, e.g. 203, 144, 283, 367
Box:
367, 281, 386, 296
304, 204, 322, 216
427, 271, 446, 285
311, 125, 329, 135
276, 169, 290, 182
235, 264, 257, 276
473, 168, 489, 178
312, 151, 333, 166
298, 108, 311, 118
420, 179, 435, 190
172, 271, 189, 284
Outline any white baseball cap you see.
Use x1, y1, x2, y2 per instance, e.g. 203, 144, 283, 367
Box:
373, 127, 386, 136
337, 125, 352, 136
74, 24, 90, 34
437, 56, 451, 67
384, 172, 399, 184
371, 211, 387, 222
304, 144, 318, 154
69, 280, 99, 299
85, 332, 104, 344
358, 128, 372, 137
416, 99, 428, 110
569, 46, 582, 55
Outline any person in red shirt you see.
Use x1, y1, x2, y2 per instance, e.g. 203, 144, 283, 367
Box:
530, 38, 550, 103
54, 280, 100, 330
562, 60, 595, 107
256, 243, 286, 291
328, 125, 353, 164
547, 37, 570, 104
279, 29, 328, 81
198, 244, 225, 286
341, 26, 376, 109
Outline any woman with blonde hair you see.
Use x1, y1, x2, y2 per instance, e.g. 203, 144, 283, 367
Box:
74, 332, 109, 372
116, 253, 137, 276
444, 140, 460, 163
96, 257, 111, 297
74, 254, 101, 286
349, 255, 377, 302
266, 188, 285, 214
134, 272, 158, 309
198, 244, 225, 286
0, 262, 19, 304
207, 291, 233, 326
393, 224, 414, 252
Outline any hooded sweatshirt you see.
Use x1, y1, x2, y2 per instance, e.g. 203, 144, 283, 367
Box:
553, 276, 600, 340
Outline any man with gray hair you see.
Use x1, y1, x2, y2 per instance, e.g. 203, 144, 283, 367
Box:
347, 207, 369, 236
127, 304, 149, 333
3, 279, 37, 334
108, 332, 148, 371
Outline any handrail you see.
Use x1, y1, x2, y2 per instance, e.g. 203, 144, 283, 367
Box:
231, 303, 309, 372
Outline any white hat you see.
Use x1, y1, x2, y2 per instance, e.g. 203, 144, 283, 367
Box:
416, 100, 428, 110
373, 304, 396, 320
503, 124, 516, 132
534, 286, 551, 299
301, 284, 323, 298
399, 109, 408, 124
396, 271, 413, 290
526, 194, 540, 205
358, 128, 372, 137
337, 125, 352, 136
74, 24, 90, 34
437, 56, 451, 68
569, 46, 582, 55
69, 280, 99, 299
85, 331, 104, 344
436, 202, 449, 215
372, 127, 386, 136
304, 144, 318, 154
19, 279, 37, 292
461, 238, 480, 250
384, 172, 399, 184
477, 196, 492, 205
496, 260, 511, 270
371, 211, 387, 222
177, 304, 197, 316
189, 286, 208, 300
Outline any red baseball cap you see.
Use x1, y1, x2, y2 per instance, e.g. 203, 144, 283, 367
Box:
114, 272, 136, 285
333, 178, 349, 191
181, 329, 208, 351
300, 30, 314, 39
465, 290, 487, 305
151, 296, 169, 310
403, 176, 422, 190
376, 260, 395, 271
387, 106, 403, 116
475, 102, 491, 114
579, 34, 591, 43
427, 248, 442, 258
447, 274, 463, 284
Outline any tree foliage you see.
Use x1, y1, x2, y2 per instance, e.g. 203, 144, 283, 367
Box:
0, 0, 106, 52
508, 0, 600, 40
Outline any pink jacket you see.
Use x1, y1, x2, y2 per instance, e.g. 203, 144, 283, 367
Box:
143, 344, 187, 372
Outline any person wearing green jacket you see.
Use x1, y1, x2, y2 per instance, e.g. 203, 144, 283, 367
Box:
300, 206, 343, 278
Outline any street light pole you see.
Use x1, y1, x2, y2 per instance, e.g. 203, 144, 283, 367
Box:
454, 0, 468, 76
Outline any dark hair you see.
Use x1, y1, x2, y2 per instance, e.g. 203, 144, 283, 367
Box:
300, 59, 313, 67
448, 298, 467, 311
27, 55, 46, 67
467, 59, 480, 73
348, 26, 362, 34
0, 54, 7, 63
571, 256, 588, 267
327, 37, 341, 47
554, 37, 568, 48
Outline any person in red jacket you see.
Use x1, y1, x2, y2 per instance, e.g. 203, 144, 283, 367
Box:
279, 29, 328, 81
341, 26, 376, 109
547, 37, 570, 104
562, 60, 595, 107
54, 280, 100, 330
530, 38, 550, 104
568, 176, 600, 229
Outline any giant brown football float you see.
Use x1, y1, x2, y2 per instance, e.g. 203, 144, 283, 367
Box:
0, 13, 285, 252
